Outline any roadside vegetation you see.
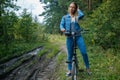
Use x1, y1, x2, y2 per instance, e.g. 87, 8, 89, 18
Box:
52, 44, 120, 80
0, 0, 120, 79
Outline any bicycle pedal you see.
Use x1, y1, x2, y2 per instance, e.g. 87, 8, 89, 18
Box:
66, 61, 72, 63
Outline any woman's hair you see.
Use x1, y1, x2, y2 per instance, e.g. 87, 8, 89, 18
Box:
68, 2, 78, 15
71, 2, 78, 11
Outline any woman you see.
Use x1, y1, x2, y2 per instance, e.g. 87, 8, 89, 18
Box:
60, 2, 91, 76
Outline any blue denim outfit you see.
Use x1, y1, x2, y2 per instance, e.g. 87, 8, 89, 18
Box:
60, 10, 90, 70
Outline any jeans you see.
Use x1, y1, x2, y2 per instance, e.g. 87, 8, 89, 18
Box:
66, 36, 90, 70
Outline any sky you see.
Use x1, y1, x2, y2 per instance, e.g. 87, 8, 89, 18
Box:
16, 0, 45, 22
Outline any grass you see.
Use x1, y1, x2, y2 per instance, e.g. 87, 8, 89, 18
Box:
54, 45, 120, 80
0, 41, 43, 63
52, 51, 67, 80
87, 46, 120, 80
0, 34, 65, 63
72, 46, 120, 80
37, 42, 60, 59
48, 34, 65, 44
48, 34, 120, 80
1, 34, 120, 80
37, 47, 48, 57
56, 52, 66, 65
0, 39, 61, 78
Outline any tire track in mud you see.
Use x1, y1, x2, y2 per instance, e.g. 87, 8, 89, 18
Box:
1, 45, 62, 80
31, 52, 58, 80
0, 46, 43, 80
33, 45, 67, 80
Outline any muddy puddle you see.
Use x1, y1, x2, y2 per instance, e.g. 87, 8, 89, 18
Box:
0, 46, 61, 80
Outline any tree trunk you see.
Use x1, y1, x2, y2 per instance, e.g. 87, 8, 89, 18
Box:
88, 0, 92, 11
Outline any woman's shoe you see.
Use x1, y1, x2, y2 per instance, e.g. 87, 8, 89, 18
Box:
66, 72, 71, 76
86, 68, 92, 75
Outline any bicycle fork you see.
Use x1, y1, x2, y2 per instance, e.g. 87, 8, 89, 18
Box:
71, 36, 79, 80
72, 54, 79, 80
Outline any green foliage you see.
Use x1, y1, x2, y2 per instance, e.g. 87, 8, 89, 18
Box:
78, 46, 120, 80
95, 0, 120, 50
46, 43, 59, 59
81, 0, 120, 50
40, 0, 85, 34
53, 45, 120, 80
0, 0, 119, 79
40, 0, 106, 34
0, 41, 42, 63
17, 9, 39, 42
0, 0, 19, 15
0, 0, 50, 63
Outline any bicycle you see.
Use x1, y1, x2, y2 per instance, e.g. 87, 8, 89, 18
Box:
64, 29, 89, 80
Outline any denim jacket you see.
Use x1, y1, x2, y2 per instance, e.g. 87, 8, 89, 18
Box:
60, 9, 84, 32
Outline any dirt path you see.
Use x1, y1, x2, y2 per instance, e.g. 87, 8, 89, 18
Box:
0, 44, 66, 80
31, 45, 67, 80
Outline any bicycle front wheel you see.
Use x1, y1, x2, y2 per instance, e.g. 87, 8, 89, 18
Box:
71, 62, 77, 80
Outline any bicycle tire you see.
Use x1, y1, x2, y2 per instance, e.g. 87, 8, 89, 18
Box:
72, 61, 77, 80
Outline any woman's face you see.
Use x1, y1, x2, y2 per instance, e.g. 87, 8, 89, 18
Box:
69, 3, 77, 14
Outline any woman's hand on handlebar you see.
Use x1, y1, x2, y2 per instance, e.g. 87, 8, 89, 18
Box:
61, 28, 65, 32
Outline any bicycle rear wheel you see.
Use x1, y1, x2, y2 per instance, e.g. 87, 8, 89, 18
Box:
71, 62, 77, 80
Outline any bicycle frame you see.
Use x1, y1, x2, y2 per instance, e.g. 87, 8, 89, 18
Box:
64, 29, 89, 80
71, 32, 79, 80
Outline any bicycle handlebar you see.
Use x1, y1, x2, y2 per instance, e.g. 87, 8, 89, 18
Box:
64, 28, 89, 36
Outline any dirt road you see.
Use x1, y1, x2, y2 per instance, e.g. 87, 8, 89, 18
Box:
0, 46, 64, 80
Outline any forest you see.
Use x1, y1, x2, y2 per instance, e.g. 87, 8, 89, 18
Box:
0, 0, 120, 80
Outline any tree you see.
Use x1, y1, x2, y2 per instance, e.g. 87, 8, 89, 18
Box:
0, 0, 19, 49
18, 9, 34, 42
39, 0, 104, 34
85, 0, 120, 50
88, 0, 92, 11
